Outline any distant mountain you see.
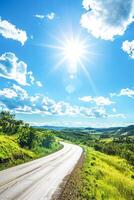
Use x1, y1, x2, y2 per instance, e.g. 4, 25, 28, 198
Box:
33, 125, 66, 131
118, 125, 134, 136
33, 124, 134, 136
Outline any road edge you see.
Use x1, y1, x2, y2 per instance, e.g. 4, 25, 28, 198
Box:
52, 146, 84, 200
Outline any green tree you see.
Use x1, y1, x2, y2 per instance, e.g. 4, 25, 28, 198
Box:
18, 127, 36, 149
41, 132, 55, 148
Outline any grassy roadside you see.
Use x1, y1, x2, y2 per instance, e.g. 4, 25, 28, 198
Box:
0, 135, 62, 171
59, 147, 134, 200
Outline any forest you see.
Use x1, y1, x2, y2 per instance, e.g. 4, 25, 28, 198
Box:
0, 111, 62, 170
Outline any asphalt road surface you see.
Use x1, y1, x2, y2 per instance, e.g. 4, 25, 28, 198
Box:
0, 142, 83, 200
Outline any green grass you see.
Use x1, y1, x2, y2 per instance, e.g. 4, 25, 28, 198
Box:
100, 137, 113, 143
0, 135, 62, 171
60, 147, 134, 200
33, 141, 63, 158
0, 135, 35, 170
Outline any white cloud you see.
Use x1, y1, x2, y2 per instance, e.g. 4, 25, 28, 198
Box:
81, 0, 134, 40
34, 14, 45, 19
12, 84, 29, 100
94, 96, 114, 106
34, 12, 55, 21
0, 102, 9, 111
46, 12, 55, 20
0, 53, 42, 87
30, 95, 41, 103
28, 71, 42, 87
42, 96, 110, 118
79, 96, 114, 106
0, 52, 28, 85
120, 88, 134, 98
0, 18, 27, 45
15, 105, 32, 113
28, 71, 35, 84
108, 113, 126, 119
110, 88, 134, 98
110, 92, 117, 97
0, 84, 28, 100
0, 86, 124, 119
36, 81, 42, 87
80, 106, 107, 118
0, 88, 17, 99
122, 40, 134, 59
79, 96, 93, 102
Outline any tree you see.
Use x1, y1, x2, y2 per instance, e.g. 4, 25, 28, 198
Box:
41, 132, 55, 148
0, 111, 15, 134
18, 127, 36, 149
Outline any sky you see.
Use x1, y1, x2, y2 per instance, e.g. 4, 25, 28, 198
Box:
0, 0, 134, 127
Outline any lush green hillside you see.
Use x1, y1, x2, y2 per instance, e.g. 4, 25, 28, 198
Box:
0, 111, 62, 170
60, 147, 134, 200
94, 136, 134, 165
56, 128, 134, 200
56, 128, 134, 165
0, 135, 35, 170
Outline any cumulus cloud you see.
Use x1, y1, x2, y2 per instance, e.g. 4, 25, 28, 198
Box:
81, 0, 134, 40
79, 96, 93, 102
28, 71, 42, 87
94, 96, 114, 106
111, 88, 134, 98
80, 106, 107, 118
0, 88, 17, 99
0, 18, 27, 45
0, 84, 43, 113
0, 84, 29, 100
12, 84, 29, 100
120, 88, 134, 98
0, 85, 124, 119
42, 97, 109, 117
0, 52, 28, 85
0, 52, 42, 87
79, 96, 114, 106
15, 105, 33, 113
122, 40, 134, 58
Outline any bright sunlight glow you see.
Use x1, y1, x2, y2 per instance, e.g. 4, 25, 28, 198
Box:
45, 35, 93, 77
60, 38, 88, 75
63, 39, 85, 66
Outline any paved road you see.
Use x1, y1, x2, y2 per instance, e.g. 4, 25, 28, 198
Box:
0, 142, 83, 200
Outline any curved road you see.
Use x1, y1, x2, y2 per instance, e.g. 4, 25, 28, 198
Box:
0, 142, 83, 200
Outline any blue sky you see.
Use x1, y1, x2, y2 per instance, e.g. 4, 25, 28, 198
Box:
0, 0, 134, 127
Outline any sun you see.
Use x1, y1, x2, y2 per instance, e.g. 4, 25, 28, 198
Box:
63, 38, 86, 66
58, 37, 88, 75
44, 34, 92, 77
43, 34, 97, 93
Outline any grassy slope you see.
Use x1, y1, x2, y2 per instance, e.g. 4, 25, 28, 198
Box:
0, 135, 62, 171
60, 147, 134, 200
0, 135, 35, 170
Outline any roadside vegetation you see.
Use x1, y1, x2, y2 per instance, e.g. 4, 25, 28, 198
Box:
55, 128, 134, 200
0, 111, 62, 170
59, 147, 134, 200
